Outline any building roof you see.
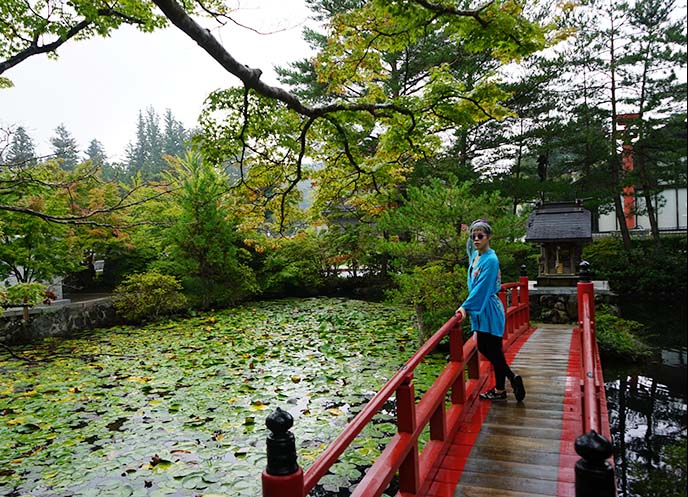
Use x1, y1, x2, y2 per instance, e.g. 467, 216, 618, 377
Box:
525, 202, 592, 242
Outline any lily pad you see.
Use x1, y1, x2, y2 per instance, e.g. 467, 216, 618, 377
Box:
0, 298, 442, 497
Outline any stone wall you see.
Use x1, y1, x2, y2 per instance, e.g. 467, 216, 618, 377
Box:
529, 291, 619, 324
1, 298, 120, 345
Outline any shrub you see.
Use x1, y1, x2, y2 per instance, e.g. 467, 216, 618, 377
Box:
258, 232, 326, 297
594, 311, 652, 360
583, 235, 687, 298
387, 263, 466, 343
112, 271, 187, 322
0, 282, 47, 309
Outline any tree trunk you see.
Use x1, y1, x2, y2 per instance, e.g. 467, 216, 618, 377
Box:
635, 41, 662, 248
414, 303, 429, 344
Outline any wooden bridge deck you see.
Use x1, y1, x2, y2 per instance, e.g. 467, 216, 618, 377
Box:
421, 325, 581, 497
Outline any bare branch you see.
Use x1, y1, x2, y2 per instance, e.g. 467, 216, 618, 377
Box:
195, 0, 303, 35
276, 116, 314, 233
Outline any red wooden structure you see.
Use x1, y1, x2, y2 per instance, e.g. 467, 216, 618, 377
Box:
262, 262, 616, 497
262, 269, 533, 497
573, 262, 616, 497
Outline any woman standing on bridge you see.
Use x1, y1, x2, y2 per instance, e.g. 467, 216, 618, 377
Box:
455, 219, 526, 402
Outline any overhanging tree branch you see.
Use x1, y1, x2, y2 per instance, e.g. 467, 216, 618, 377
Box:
0, 9, 150, 75
0, 185, 177, 226
151, 0, 423, 123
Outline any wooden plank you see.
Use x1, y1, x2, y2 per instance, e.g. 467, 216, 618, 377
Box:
449, 444, 562, 467
458, 457, 562, 481
456, 471, 559, 495
437, 326, 576, 497
453, 485, 553, 497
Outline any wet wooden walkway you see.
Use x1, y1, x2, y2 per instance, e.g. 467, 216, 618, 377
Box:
424, 325, 580, 497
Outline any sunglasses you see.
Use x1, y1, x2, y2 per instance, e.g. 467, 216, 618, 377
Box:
471, 233, 486, 240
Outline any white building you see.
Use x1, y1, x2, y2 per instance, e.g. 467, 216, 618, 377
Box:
597, 186, 687, 234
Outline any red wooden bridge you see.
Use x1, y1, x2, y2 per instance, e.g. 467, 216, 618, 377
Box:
261, 263, 617, 497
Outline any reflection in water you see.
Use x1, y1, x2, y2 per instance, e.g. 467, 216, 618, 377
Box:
605, 347, 687, 497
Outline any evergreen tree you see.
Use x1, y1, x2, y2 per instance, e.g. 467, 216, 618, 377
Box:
144, 106, 164, 179
125, 106, 176, 181
4, 126, 36, 167
617, 0, 687, 245
155, 152, 258, 308
125, 110, 148, 177
50, 123, 80, 170
162, 109, 188, 158
85, 139, 107, 168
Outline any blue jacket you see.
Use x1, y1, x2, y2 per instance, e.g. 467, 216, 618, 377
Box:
462, 248, 505, 337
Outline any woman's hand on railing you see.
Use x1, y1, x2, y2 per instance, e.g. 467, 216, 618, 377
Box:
455, 307, 466, 322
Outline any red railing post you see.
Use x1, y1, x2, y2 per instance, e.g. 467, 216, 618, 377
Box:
520, 264, 530, 330
498, 289, 508, 338
575, 261, 616, 497
450, 319, 466, 404
262, 408, 304, 497
261, 276, 533, 497
397, 374, 419, 494
577, 261, 595, 328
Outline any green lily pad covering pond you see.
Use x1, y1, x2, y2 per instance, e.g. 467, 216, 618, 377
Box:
1, 298, 450, 497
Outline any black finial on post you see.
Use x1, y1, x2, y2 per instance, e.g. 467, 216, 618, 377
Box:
520, 264, 527, 277
579, 261, 591, 282
265, 407, 299, 476
574, 430, 615, 497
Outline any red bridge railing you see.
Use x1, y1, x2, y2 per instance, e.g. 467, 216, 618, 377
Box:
262, 266, 533, 497
574, 261, 617, 497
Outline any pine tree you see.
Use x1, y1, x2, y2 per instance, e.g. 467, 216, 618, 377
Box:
50, 123, 80, 170
144, 106, 164, 179
125, 110, 148, 177
618, 0, 687, 245
162, 109, 188, 159
85, 138, 107, 168
4, 126, 36, 167
125, 107, 176, 181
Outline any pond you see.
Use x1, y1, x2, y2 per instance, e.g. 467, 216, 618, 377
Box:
2, 298, 443, 497
3, 296, 684, 497
604, 300, 687, 497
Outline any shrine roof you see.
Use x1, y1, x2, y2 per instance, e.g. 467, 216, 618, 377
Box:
525, 202, 592, 242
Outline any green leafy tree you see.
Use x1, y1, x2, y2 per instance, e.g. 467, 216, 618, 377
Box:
258, 230, 327, 297
0, 162, 83, 284
0, 0, 165, 76
153, 152, 258, 309
0, 281, 48, 321
1, 0, 550, 230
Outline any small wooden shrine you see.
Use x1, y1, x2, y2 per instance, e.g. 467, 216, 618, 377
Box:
525, 201, 592, 287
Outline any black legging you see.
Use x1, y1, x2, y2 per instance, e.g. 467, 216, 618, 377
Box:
477, 331, 515, 391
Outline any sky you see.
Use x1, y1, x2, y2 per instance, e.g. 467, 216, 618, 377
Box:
0, 1, 316, 162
